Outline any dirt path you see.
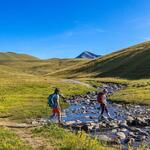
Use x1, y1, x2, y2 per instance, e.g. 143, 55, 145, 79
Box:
62, 79, 93, 88
0, 118, 52, 150
0, 118, 37, 128
14, 128, 52, 150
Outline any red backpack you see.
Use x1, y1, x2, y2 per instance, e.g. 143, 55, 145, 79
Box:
97, 92, 104, 104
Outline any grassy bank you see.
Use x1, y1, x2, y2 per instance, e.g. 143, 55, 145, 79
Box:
0, 125, 148, 150
78, 78, 150, 105
110, 84, 150, 105
0, 76, 95, 121
32, 124, 115, 150
32, 124, 149, 150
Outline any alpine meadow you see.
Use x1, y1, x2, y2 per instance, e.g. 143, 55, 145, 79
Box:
0, 0, 150, 149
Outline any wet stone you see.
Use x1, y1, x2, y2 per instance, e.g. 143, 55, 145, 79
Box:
116, 132, 126, 140
97, 135, 112, 143
31, 120, 39, 125
130, 117, 148, 127
112, 129, 118, 133
128, 132, 136, 138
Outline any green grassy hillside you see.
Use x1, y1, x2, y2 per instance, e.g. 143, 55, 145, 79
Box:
26, 58, 89, 75
47, 41, 150, 80
0, 56, 89, 75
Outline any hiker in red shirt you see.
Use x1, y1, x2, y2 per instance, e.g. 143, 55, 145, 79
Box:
97, 89, 112, 120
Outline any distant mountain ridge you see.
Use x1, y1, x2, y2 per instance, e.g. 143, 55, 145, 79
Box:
76, 51, 100, 59
0, 52, 39, 61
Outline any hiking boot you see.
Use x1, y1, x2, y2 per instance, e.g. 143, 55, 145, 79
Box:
108, 117, 113, 121
98, 115, 104, 121
107, 113, 113, 120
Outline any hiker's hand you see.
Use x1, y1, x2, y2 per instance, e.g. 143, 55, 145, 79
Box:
60, 94, 65, 99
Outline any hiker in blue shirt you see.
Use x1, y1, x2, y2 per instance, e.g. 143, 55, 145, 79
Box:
48, 88, 61, 123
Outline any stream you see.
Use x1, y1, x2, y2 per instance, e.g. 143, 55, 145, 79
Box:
32, 83, 150, 149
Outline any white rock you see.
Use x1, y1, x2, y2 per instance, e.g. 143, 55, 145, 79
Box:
127, 116, 134, 121
75, 120, 82, 123
98, 135, 112, 142
65, 121, 76, 125
120, 128, 128, 132
84, 116, 90, 119
112, 129, 118, 133
32, 120, 39, 125
116, 132, 126, 140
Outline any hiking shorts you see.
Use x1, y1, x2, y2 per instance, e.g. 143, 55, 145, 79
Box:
52, 108, 60, 114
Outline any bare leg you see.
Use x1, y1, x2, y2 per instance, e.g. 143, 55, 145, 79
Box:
50, 112, 55, 119
57, 112, 61, 123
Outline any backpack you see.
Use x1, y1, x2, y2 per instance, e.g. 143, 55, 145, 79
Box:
97, 92, 104, 104
47, 94, 56, 108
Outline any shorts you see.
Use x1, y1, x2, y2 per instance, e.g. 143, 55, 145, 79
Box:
52, 108, 60, 114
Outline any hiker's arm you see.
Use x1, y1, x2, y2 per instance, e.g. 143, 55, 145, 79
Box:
103, 95, 107, 105
60, 94, 65, 99
59, 94, 67, 103
57, 96, 61, 109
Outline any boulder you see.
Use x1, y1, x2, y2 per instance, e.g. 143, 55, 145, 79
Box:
120, 128, 128, 133
80, 124, 89, 132
99, 122, 107, 128
128, 132, 136, 138
135, 135, 145, 142
127, 138, 135, 145
88, 125, 94, 131
137, 129, 149, 136
130, 117, 148, 126
32, 120, 39, 125
75, 120, 82, 124
89, 116, 97, 119
65, 121, 76, 126
126, 115, 134, 124
109, 121, 118, 128
97, 135, 112, 143
116, 132, 126, 140
84, 116, 90, 119
112, 129, 118, 133
119, 120, 128, 129
145, 118, 150, 125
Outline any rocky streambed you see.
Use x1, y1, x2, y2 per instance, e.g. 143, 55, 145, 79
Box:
32, 83, 150, 149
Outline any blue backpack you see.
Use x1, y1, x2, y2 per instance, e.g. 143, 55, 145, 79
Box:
47, 94, 56, 108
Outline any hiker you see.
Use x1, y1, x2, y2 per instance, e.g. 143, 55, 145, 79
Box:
48, 88, 61, 123
97, 88, 112, 120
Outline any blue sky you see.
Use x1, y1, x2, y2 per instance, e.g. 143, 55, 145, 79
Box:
0, 0, 150, 59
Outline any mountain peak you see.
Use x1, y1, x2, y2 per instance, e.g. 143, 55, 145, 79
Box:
76, 51, 100, 59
